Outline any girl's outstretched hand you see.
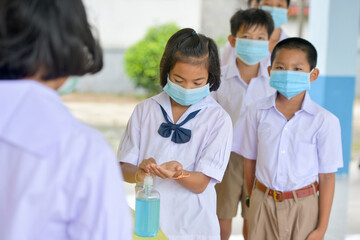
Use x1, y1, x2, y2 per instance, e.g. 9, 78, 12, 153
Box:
150, 161, 183, 179
136, 158, 157, 182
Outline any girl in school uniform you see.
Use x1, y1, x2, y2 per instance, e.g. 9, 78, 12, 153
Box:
118, 28, 233, 240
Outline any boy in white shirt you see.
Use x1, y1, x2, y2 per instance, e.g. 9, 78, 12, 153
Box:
221, 0, 290, 66
212, 8, 275, 240
233, 37, 343, 239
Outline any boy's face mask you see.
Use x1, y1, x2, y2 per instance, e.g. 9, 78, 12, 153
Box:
269, 70, 311, 99
235, 38, 269, 66
164, 77, 210, 106
261, 6, 288, 28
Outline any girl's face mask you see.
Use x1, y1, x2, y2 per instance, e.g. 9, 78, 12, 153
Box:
164, 77, 210, 106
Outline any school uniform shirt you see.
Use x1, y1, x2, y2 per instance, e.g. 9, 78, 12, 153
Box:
220, 29, 288, 67
211, 56, 276, 126
232, 92, 343, 191
0, 80, 132, 240
118, 91, 233, 240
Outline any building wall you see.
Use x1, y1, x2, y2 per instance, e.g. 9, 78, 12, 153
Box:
76, 0, 360, 96
83, 0, 202, 48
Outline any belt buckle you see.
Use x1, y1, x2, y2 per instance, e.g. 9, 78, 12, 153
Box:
273, 190, 284, 202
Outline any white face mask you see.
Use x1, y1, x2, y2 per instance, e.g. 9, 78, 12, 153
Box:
163, 77, 210, 106
235, 38, 269, 65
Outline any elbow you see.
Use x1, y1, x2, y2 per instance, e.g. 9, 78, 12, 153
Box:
192, 181, 210, 194
194, 186, 207, 194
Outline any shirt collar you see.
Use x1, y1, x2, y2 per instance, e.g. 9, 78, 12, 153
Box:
259, 91, 317, 115
224, 57, 270, 83
151, 91, 212, 122
301, 91, 317, 115
223, 58, 241, 81
0, 80, 68, 156
258, 56, 270, 79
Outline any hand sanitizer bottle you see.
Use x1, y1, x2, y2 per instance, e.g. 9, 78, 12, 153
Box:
135, 175, 160, 237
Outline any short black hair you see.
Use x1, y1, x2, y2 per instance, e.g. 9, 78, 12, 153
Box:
256, 0, 291, 7
271, 37, 318, 70
230, 8, 274, 38
0, 0, 102, 81
160, 28, 220, 92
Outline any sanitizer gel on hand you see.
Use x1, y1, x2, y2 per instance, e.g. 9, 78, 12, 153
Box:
135, 175, 160, 237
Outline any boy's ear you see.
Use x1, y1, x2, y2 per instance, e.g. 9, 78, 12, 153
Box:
267, 66, 272, 76
310, 68, 320, 82
228, 35, 236, 48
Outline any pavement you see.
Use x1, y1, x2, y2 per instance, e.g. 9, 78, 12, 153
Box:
63, 93, 360, 240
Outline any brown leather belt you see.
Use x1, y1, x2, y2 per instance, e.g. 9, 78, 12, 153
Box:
256, 181, 318, 202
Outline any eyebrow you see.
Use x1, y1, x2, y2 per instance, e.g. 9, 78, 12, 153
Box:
273, 61, 305, 66
173, 74, 206, 81
174, 74, 185, 80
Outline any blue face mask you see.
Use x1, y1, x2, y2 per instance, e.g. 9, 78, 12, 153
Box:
270, 70, 311, 99
235, 38, 269, 65
164, 77, 210, 106
261, 6, 288, 28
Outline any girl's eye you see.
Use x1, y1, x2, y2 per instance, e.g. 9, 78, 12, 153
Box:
275, 66, 284, 70
242, 35, 249, 39
258, 37, 265, 40
294, 68, 302, 71
194, 82, 202, 86
175, 79, 182, 83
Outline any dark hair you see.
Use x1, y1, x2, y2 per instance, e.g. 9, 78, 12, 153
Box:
256, 0, 291, 7
230, 8, 274, 38
0, 0, 102, 81
160, 28, 220, 92
271, 37, 318, 70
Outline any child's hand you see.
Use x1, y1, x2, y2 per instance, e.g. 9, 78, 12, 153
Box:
150, 161, 183, 179
306, 229, 325, 240
136, 158, 157, 182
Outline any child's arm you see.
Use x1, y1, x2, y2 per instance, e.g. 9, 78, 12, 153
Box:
175, 171, 211, 194
150, 162, 211, 194
306, 172, 335, 240
120, 158, 157, 183
244, 158, 256, 197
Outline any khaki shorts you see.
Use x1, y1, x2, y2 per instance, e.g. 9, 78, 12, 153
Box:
247, 185, 319, 240
215, 152, 248, 219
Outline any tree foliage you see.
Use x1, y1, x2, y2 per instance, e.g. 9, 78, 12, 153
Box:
124, 23, 180, 95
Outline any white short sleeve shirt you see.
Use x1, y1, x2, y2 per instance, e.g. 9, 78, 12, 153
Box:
118, 92, 233, 240
0, 80, 132, 240
232, 92, 343, 191
212, 57, 276, 126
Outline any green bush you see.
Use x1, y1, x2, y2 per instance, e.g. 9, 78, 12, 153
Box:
124, 23, 180, 95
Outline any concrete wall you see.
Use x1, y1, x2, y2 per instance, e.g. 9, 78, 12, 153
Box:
74, 49, 144, 94
200, 0, 245, 41
83, 0, 202, 48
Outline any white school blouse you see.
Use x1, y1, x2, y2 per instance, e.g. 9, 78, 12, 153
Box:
118, 91, 233, 240
232, 92, 344, 191
0, 80, 132, 240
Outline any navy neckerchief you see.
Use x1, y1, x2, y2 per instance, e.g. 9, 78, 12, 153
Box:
157, 105, 200, 144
